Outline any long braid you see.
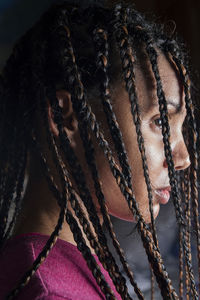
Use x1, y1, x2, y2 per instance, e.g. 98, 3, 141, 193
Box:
46, 43, 132, 300
93, 27, 132, 189
2, 54, 31, 243
2, 6, 177, 298
0, 147, 18, 240
0, 38, 28, 212
0, 124, 23, 241
93, 27, 144, 299
1, 2, 198, 299
183, 170, 192, 299
0, 138, 27, 245
166, 51, 200, 294
2, 146, 27, 243
5, 36, 68, 298
34, 113, 117, 300
29, 23, 121, 298
179, 174, 185, 299
114, 4, 158, 247
136, 30, 198, 298
6, 195, 67, 299
31, 131, 116, 300
57, 7, 179, 299
66, 210, 116, 300
150, 268, 155, 300
47, 11, 138, 298
113, 9, 179, 297
0, 35, 33, 246
42, 86, 131, 300
32, 133, 117, 300
178, 228, 184, 299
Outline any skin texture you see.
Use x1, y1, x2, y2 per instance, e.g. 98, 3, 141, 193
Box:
88, 53, 190, 222
13, 54, 190, 247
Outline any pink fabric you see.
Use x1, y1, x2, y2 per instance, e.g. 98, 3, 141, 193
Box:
0, 233, 121, 299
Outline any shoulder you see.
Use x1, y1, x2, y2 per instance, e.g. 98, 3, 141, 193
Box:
0, 233, 106, 300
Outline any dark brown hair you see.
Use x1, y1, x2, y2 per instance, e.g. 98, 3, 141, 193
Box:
0, 1, 199, 299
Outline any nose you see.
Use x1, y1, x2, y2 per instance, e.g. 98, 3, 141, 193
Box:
163, 139, 191, 171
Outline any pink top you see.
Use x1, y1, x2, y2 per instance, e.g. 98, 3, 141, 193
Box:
0, 233, 121, 300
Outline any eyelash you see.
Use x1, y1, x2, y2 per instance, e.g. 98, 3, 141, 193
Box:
153, 117, 162, 129
151, 113, 186, 132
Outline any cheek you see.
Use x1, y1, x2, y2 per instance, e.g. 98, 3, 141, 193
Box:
88, 115, 164, 223
142, 129, 164, 178
146, 143, 163, 170
93, 136, 156, 222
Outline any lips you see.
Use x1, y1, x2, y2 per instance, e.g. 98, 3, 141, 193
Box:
154, 186, 171, 205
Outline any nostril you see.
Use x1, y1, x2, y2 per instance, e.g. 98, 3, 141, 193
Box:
163, 159, 168, 169
174, 152, 191, 171
163, 151, 191, 170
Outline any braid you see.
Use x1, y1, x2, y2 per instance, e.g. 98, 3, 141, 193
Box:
2, 146, 27, 243
41, 86, 131, 299
6, 128, 67, 300
31, 133, 116, 300
30, 26, 124, 298
178, 228, 184, 299
1, 2, 199, 299
32, 130, 117, 300
0, 146, 18, 240
183, 170, 192, 299
114, 4, 158, 247
0, 36, 33, 246
9, 133, 115, 299
93, 27, 144, 299
6, 191, 67, 299
56, 7, 179, 300
5, 30, 68, 298
93, 27, 132, 189
0, 140, 27, 245
66, 210, 116, 300
150, 268, 155, 300
1, 56, 31, 243
135, 28, 198, 298
165, 50, 200, 294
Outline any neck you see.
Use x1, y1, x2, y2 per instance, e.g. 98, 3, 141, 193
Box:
12, 172, 103, 254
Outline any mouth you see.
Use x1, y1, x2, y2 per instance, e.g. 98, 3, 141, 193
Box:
154, 186, 171, 205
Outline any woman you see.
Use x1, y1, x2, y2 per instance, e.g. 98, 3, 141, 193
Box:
0, 1, 199, 299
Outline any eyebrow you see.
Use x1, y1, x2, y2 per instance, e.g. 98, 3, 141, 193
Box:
149, 99, 184, 114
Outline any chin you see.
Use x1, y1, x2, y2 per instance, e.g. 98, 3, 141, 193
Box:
142, 203, 160, 223
108, 203, 160, 223
109, 210, 137, 222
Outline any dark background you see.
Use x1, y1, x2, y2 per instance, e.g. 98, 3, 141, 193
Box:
0, 0, 199, 298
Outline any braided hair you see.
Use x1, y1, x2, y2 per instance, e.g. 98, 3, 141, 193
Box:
0, 1, 199, 299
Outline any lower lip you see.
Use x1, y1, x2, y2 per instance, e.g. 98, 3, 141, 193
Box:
154, 189, 170, 205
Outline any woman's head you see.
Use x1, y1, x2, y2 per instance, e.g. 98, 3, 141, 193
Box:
88, 52, 190, 222
0, 1, 199, 299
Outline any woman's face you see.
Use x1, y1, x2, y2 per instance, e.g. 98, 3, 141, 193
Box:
85, 53, 190, 223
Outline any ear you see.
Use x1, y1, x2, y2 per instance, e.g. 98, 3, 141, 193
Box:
47, 90, 78, 139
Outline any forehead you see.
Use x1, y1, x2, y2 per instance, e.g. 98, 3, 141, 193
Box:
134, 54, 183, 113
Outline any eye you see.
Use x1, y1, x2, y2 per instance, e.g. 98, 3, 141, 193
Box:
153, 117, 162, 129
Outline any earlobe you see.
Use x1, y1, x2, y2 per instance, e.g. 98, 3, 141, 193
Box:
47, 90, 78, 138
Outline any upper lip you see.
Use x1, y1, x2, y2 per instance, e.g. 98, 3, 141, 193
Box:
155, 186, 171, 192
